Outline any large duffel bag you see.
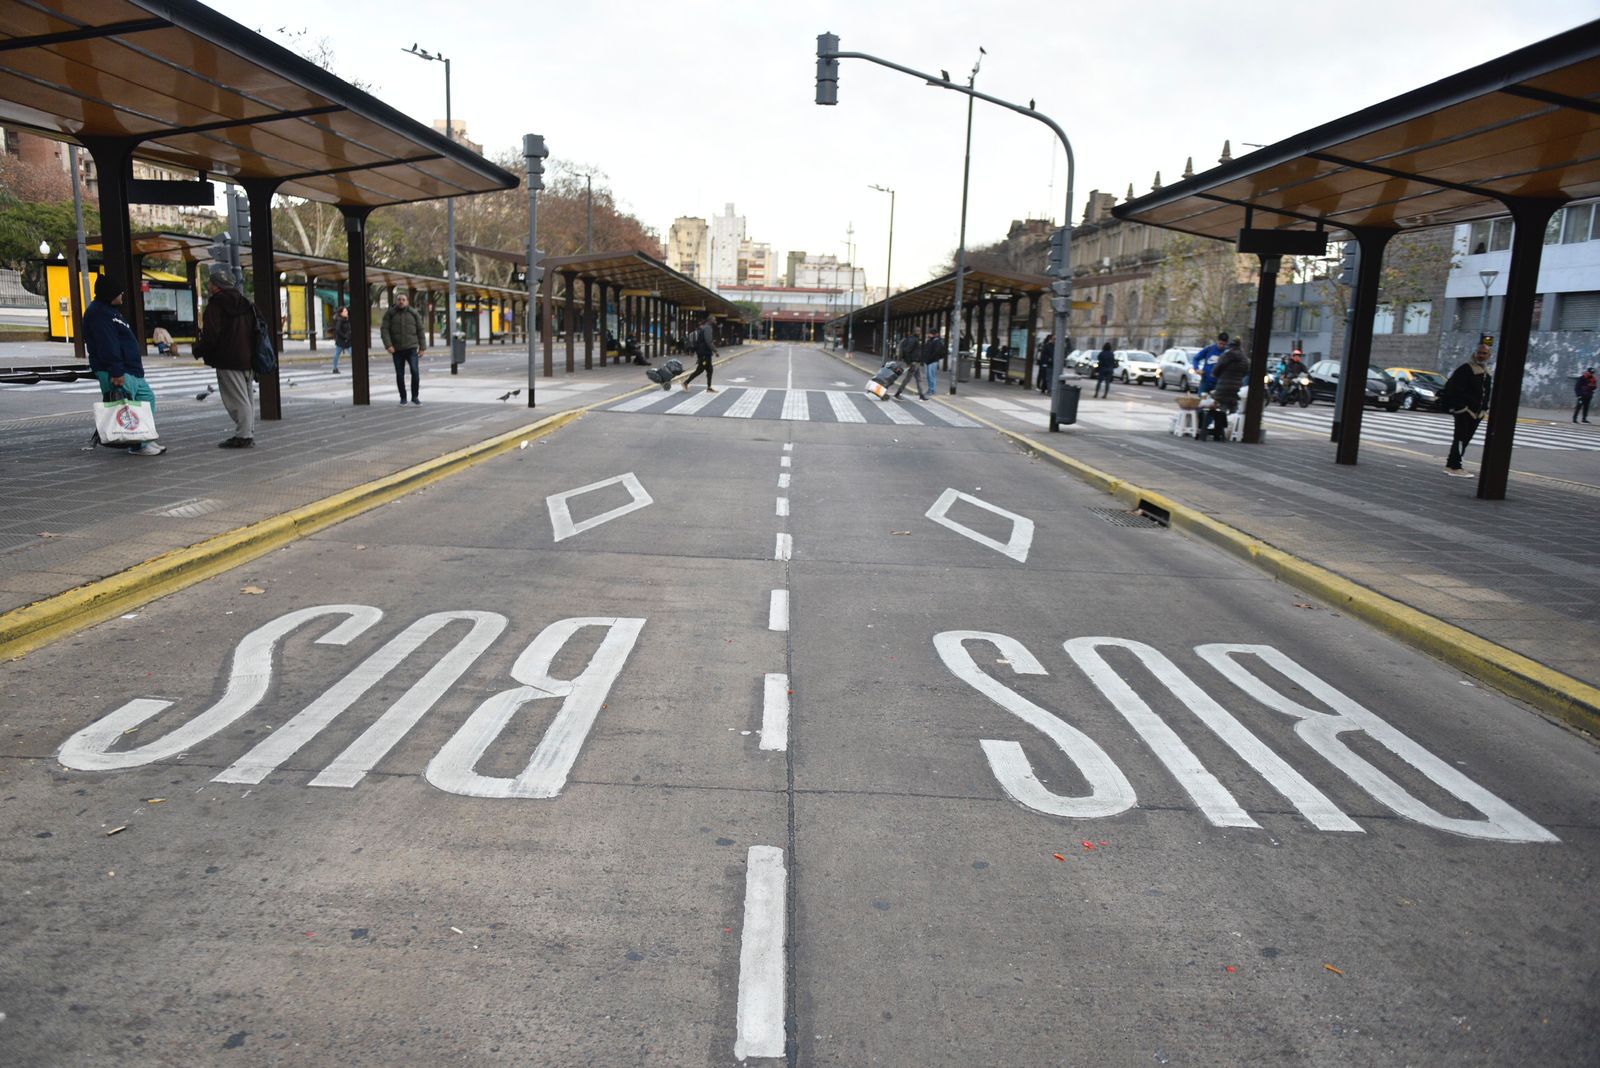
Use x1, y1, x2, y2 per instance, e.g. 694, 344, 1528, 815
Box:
645, 358, 685, 389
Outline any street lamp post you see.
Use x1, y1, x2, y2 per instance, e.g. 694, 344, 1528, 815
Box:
869, 184, 894, 364
1477, 268, 1499, 345
524, 134, 548, 409
949, 48, 984, 394
844, 222, 856, 353
403, 44, 460, 374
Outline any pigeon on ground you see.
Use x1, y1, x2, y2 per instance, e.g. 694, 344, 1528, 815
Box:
498, 389, 521, 401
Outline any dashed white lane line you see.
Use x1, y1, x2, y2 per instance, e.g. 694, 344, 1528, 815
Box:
780, 456, 792, 468
778, 473, 791, 489
776, 497, 789, 517
735, 845, 787, 1059
782, 443, 793, 452
760, 673, 790, 751
775, 533, 791, 561
768, 590, 789, 632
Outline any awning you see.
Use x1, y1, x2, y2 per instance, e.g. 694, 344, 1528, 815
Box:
537, 251, 744, 321
0, 0, 518, 207
830, 265, 1053, 327
1113, 19, 1600, 239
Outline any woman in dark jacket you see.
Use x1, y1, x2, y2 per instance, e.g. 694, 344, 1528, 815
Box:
1093, 343, 1117, 398
1204, 338, 1250, 441
1441, 342, 1493, 475
331, 306, 353, 373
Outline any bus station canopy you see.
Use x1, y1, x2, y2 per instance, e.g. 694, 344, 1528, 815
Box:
536, 251, 744, 321
834, 265, 1053, 328
1112, 19, 1600, 240
0, 0, 518, 207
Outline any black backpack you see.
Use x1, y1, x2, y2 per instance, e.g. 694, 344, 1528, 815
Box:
250, 306, 277, 377
693, 329, 712, 358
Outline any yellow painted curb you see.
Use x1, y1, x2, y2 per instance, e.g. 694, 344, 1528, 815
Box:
0, 409, 582, 662
942, 398, 1600, 736
0, 349, 762, 663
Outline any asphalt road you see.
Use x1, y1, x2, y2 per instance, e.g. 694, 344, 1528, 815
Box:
2, 346, 1596, 1067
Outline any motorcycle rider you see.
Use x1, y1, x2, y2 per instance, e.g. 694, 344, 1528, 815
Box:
1278, 348, 1309, 405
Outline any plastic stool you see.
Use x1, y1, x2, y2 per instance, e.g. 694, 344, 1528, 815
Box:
1171, 409, 1199, 438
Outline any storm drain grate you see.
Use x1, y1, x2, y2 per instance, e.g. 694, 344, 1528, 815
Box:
1087, 506, 1165, 529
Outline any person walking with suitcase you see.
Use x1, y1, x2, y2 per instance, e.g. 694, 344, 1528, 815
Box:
893, 329, 928, 400
681, 313, 719, 392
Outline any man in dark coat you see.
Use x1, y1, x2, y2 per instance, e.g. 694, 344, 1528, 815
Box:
1441, 342, 1493, 476
84, 275, 166, 455
1574, 365, 1595, 423
1093, 343, 1117, 398
331, 306, 352, 373
192, 266, 258, 448
1204, 337, 1250, 441
380, 293, 427, 405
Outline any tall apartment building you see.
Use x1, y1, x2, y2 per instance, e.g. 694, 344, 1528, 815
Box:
710, 203, 745, 287
737, 239, 772, 285
666, 216, 710, 284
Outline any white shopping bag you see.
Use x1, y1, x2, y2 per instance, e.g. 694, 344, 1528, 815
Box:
93, 397, 159, 443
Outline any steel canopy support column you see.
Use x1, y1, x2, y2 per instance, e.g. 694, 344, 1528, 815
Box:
1333, 227, 1396, 466
562, 272, 577, 372
1024, 294, 1040, 386
541, 267, 555, 377
1478, 199, 1561, 501
305, 274, 318, 350
340, 206, 373, 406
582, 278, 594, 369
241, 178, 283, 420
80, 137, 137, 336
1242, 254, 1280, 444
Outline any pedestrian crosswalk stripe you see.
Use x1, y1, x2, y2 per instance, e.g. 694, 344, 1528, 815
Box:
920, 402, 981, 428
875, 398, 923, 425
1264, 408, 1600, 452
610, 389, 681, 413
826, 391, 866, 423
723, 387, 769, 418
667, 389, 722, 416
781, 390, 810, 421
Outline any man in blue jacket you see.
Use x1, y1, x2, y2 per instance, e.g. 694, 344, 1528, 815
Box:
84, 275, 166, 456
1192, 331, 1229, 391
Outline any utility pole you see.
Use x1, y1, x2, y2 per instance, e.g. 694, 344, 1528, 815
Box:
524, 134, 548, 409
845, 221, 856, 353
869, 184, 895, 364
403, 45, 460, 373
949, 47, 983, 393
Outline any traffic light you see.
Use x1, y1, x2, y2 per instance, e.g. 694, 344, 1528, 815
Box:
816, 33, 839, 106
233, 190, 252, 246
1046, 226, 1068, 276
1336, 240, 1358, 286
208, 233, 229, 267
523, 133, 548, 192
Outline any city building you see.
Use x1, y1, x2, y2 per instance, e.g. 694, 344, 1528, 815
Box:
736, 239, 772, 286
666, 216, 709, 285
709, 203, 745, 287
715, 282, 844, 341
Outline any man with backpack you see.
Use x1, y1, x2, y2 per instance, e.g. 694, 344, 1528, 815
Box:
381, 293, 428, 406
681, 313, 719, 392
893, 329, 928, 400
192, 267, 258, 449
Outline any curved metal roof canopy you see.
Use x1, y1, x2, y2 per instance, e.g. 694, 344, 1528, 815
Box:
1113, 19, 1600, 239
0, 0, 518, 206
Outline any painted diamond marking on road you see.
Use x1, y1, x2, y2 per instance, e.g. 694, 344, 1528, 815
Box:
546, 472, 654, 542
926, 488, 1035, 563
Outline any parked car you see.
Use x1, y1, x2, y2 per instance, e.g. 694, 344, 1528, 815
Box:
1074, 349, 1126, 378
1157, 348, 1203, 391
1070, 349, 1098, 376
1386, 366, 1448, 411
1306, 359, 1403, 411
1118, 350, 1161, 385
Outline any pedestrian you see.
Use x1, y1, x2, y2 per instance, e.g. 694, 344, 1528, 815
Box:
150, 324, 174, 357
893, 329, 927, 400
681, 313, 718, 391
1574, 366, 1595, 423
380, 293, 427, 406
84, 275, 166, 456
923, 329, 948, 396
1193, 331, 1228, 386
331, 305, 352, 373
192, 266, 257, 449
1203, 337, 1249, 441
1441, 341, 1494, 476
1093, 342, 1117, 398
1037, 334, 1055, 393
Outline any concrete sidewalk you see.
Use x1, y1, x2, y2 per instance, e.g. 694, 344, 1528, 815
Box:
0, 346, 754, 618
824, 346, 1599, 695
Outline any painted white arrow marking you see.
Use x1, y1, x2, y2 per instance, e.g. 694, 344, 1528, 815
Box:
546, 472, 653, 542
925, 488, 1035, 562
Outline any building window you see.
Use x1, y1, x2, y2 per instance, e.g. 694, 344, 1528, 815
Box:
1491, 218, 1513, 251
1301, 306, 1324, 333
1556, 291, 1600, 331
1372, 303, 1395, 334
1402, 301, 1432, 334
1561, 203, 1593, 244
1545, 210, 1564, 245
1469, 220, 1491, 255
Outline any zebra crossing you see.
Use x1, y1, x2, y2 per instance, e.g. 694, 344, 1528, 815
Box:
0, 364, 344, 396
1264, 407, 1600, 452
601, 386, 981, 428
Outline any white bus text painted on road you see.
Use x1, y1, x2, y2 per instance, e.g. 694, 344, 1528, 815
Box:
936, 630, 1556, 843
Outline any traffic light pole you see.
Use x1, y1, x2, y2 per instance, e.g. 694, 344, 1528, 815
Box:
815, 36, 1076, 424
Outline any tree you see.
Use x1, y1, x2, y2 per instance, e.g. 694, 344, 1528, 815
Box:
1313, 232, 1458, 324
1143, 232, 1250, 343
0, 195, 80, 294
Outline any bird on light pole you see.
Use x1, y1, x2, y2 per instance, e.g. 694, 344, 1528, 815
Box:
869, 184, 894, 364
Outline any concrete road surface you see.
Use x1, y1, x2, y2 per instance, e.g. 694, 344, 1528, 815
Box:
2, 346, 1595, 1067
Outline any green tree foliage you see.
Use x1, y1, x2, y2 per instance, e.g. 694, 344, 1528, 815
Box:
0, 194, 80, 293
1143, 232, 1250, 342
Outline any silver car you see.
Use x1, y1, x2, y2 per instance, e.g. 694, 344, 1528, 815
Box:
1158, 347, 1204, 391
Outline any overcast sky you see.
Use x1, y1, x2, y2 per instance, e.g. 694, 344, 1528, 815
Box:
208, 0, 1594, 290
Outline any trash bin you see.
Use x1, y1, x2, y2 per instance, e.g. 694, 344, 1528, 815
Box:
957, 350, 973, 383
1050, 380, 1080, 430
450, 336, 466, 364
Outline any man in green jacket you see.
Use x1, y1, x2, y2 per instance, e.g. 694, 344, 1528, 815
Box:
381, 293, 428, 405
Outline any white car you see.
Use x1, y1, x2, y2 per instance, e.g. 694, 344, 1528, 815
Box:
1118, 350, 1161, 385
1158, 347, 1204, 391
